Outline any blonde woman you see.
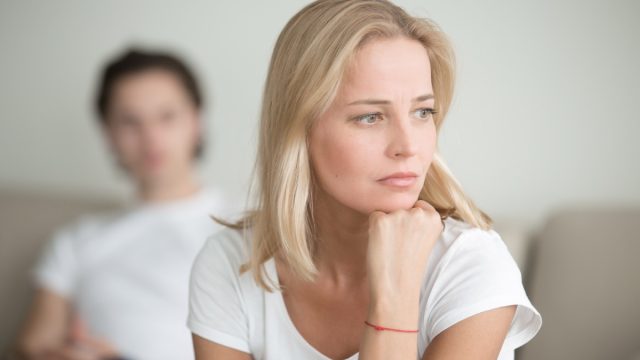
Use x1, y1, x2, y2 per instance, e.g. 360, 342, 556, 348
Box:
188, 0, 542, 359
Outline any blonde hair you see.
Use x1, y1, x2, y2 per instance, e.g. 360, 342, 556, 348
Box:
221, 0, 493, 292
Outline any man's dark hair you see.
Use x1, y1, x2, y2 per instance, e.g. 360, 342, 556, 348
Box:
95, 48, 205, 159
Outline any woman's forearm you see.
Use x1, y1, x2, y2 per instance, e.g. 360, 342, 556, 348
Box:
358, 293, 421, 359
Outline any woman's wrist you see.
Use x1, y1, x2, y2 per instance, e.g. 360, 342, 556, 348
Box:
367, 292, 420, 330
370, 285, 421, 308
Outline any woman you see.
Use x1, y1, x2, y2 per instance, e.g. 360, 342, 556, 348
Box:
15, 49, 232, 360
188, 0, 541, 359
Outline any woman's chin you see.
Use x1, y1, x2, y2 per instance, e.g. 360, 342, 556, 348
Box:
366, 196, 420, 214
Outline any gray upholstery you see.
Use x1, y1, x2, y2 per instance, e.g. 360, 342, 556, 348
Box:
518, 208, 640, 360
0, 187, 121, 354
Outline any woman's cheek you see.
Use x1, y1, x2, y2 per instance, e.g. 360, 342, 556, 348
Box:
327, 135, 373, 178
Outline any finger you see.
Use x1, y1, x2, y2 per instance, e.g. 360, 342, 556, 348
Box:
81, 336, 118, 356
413, 199, 434, 212
51, 345, 93, 360
69, 313, 88, 343
368, 210, 386, 222
414, 200, 446, 228
68, 315, 118, 357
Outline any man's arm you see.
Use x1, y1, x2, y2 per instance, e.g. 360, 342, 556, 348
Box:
13, 288, 71, 358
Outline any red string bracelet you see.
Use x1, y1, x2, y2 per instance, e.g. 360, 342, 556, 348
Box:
364, 320, 419, 333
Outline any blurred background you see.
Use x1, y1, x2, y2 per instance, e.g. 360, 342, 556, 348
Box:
0, 0, 638, 359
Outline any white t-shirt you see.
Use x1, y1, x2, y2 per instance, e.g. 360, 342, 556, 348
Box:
188, 216, 542, 360
33, 186, 234, 360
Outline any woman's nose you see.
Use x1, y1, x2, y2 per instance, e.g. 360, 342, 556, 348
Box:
386, 116, 418, 158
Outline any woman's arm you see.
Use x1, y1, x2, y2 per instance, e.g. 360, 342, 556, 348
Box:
358, 201, 442, 359
359, 201, 517, 359
358, 293, 422, 359
359, 301, 516, 360
13, 288, 71, 358
193, 335, 251, 360
422, 305, 516, 359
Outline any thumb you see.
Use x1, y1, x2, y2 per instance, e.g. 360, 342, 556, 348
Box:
413, 199, 433, 212
413, 200, 446, 228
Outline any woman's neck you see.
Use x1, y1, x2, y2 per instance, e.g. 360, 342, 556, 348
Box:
312, 189, 371, 289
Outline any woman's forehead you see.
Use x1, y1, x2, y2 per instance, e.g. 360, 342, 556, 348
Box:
338, 38, 433, 103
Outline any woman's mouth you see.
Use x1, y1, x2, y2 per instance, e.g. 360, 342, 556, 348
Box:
377, 172, 418, 188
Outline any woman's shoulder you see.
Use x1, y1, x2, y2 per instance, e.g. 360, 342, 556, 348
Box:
202, 226, 249, 259
438, 216, 507, 256
424, 217, 541, 350
428, 216, 520, 282
188, 227, 255, 353
198, 227, 251, 262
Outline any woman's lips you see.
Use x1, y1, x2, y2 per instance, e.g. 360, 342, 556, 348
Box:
377, 172, 418, 188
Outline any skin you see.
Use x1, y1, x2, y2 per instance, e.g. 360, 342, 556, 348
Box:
103, 68, 203, 202
194, 36, 516, 359
15, 69, 204, 359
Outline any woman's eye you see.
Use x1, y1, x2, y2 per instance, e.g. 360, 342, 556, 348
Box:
414, 108, 437, 120
355, 113, 382, 125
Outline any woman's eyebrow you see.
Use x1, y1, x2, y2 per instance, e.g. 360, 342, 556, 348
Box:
413, 94, 434, 102
347, 93, 434, 105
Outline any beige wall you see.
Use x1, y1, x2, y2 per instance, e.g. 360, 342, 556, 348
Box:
0, 0, 638, 230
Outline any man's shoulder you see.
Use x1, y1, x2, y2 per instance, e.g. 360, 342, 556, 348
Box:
49, 210, 122, 246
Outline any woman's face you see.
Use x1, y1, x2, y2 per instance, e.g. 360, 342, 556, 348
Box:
103, 69, 201, 185
309, 37, 437, 215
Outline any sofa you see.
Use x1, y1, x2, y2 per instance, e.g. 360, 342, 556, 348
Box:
0, 187, 122, 354
517, 207, 640, 360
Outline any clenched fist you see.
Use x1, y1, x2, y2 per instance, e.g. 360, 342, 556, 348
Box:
366, 200, 444, 327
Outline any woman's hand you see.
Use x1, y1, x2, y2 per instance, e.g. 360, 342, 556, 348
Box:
365, 199, 444, 328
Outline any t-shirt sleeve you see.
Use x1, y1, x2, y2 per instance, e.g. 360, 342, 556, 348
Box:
424, 228, 542, 351
187, 232, 250, 353
32, 226, 79, 297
